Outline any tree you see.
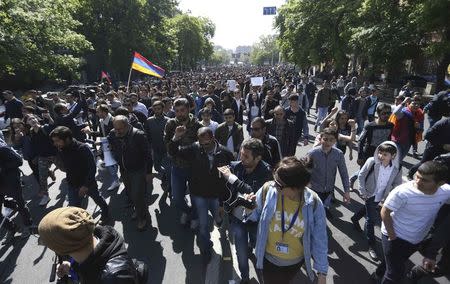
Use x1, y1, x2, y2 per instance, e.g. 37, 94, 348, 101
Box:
209, 46, 231, 66
276, 0, 359, 74
169, 14, 215, 70
76, 0, 178, 81
0, 0, 92, 87
250, 35, 279, 65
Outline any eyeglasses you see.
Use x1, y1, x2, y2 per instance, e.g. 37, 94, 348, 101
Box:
250, 127, 262, 131
380, 112, 391, 115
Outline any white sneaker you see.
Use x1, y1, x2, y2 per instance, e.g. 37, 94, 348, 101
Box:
39, 195, 50, 206
107, 180, 120, 191
190, 219, 199, 230
180, 212, 188, 225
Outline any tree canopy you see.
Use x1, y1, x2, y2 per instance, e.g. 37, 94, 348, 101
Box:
276, 0, 450, 90
250, 35, 279, 66
0, 0, 215, 88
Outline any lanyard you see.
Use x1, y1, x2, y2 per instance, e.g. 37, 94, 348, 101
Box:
281, 194, 301, 238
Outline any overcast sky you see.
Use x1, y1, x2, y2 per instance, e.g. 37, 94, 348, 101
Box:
177, 0, 285, 51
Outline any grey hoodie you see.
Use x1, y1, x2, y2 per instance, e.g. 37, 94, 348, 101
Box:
357, 141, 402, 201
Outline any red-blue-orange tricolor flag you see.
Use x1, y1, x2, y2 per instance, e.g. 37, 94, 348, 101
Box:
131, 52, 165, 78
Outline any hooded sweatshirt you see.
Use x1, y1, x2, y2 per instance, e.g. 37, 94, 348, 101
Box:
357, 141, 402, 201
75, 226, 137, 284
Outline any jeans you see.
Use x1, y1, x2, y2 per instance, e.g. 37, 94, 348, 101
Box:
395, 142, 411, 162
38, 156, 54, 194
230, 216, 258, 279
356, 116, 366, 135
364, 196, 379, 246
106, 164, 119, 183
171, 165, 190, 214
121, 169, 148, 221
67, 184, 109, 217
262, 257, 303, 284
315, 107, 328, 127
381, 234, 420, 284
190, 195, 219, 255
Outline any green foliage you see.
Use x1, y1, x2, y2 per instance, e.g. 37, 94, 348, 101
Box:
209, 46, 231, 66
169, 14, 215, 70
250, 35, 279, 65
276, 0, 449, 87
0, 0, 92, 86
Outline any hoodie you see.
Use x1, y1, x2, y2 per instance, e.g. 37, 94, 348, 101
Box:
75, 226, 137, 284
357, 141, 402, 201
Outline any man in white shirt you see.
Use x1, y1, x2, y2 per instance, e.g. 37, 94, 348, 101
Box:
130, 93, 148, 118
379, 161, 450, 284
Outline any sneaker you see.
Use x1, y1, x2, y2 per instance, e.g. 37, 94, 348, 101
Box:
190, 219, 199, 230
351, 216, 363, 233
39, 195, 50, 206
180, 212, 188, 225
107, 180, 120, 191
368, 247, 378, 261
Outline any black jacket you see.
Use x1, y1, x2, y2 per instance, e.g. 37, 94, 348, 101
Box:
168, 141, 234, 198
55, 99, 87, 141
0, 139, 22, 195
108, 127, 152, 174
260, 134, 282, 167
58, 140, 96, 188
74, 226, 138, 284
265, 118, 297, 157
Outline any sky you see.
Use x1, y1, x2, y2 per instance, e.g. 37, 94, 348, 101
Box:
177, 0, 286, 51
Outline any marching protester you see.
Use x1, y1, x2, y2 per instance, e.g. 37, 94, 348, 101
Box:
215, 108, 244, 158
50, 126, 110, 224
218, 138, 272, 283
108, 116, 152, 231
245, 157, 328, 284
168, 127, 234, 263
164, 98, 202, 226
249, 117, 282, 167
265, 106, 297, 157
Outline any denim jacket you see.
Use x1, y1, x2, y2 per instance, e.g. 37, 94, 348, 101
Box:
248, 182, 328, 280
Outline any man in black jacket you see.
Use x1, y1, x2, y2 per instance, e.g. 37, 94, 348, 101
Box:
0, 137, 33, 237
2, 90, 23, 121
38, 207, 139, 284
249, 117, 282, 167
108, 115, 153, 231
218, 138, 272, 283
49, 126, 109, 224
265, 106, 297, 157
168, 127, 234, 263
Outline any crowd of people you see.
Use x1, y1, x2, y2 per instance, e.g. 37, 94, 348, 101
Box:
0, 66, 449, 284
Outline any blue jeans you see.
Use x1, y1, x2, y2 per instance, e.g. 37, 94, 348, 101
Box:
171, 165, 190, 214
106, 164, 119, 183
67, 184, 108, 216
191, 195, 219, 255
315, 107, 328, 127
356, 116, 366, 135
364, 196, 379, 245
230, 216, 257, 279
395, 142, 411, 162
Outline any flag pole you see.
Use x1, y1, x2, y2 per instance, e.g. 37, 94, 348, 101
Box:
126, 67, 132, 93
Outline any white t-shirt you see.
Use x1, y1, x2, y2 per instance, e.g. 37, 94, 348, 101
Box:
226, 125, 234, 153
381, 181, 450, 244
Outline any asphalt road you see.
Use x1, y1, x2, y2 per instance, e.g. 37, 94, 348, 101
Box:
0, 112, 449, 284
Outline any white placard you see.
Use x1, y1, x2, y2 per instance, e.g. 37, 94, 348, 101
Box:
250, 77, 264, 86
101, 137, 117, 166
227, 80, 237, 91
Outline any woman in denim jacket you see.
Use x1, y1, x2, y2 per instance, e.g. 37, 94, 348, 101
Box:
245, 157, 328, 284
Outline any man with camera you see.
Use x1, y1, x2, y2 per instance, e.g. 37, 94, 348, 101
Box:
168, 126, 234, 264
38, 207, 140, 283
218, 138, 272, 283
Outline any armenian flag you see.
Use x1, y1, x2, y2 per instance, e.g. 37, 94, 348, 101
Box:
131, 52, 165, 78
100, 71, 111, 84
